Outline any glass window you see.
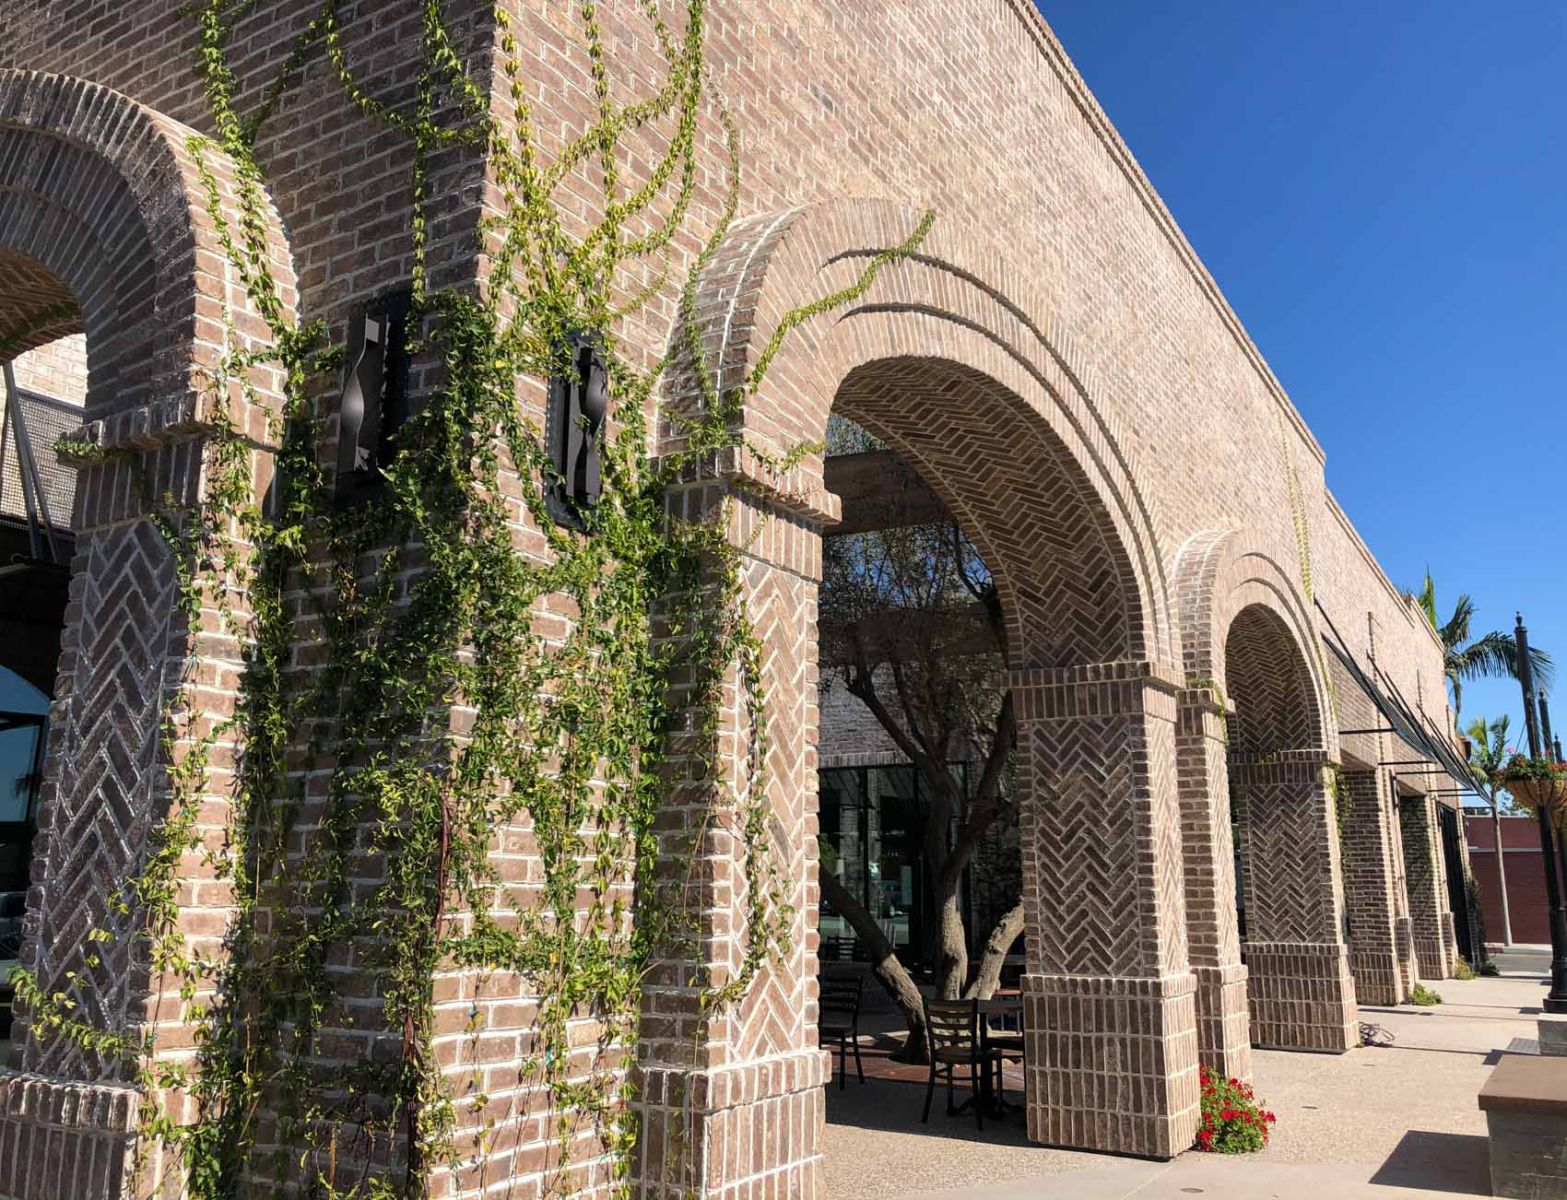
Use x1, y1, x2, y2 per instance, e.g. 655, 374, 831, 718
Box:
866, 766, 921, 957
817, 759, 1021, 976
818, 767, 865, 955
0, 666, 48, 897
0, 721, 42, 825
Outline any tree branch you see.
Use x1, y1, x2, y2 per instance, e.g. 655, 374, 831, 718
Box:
964, 901, 1025, 1000
846, 660, 938, 777
818, 869, 928, 1060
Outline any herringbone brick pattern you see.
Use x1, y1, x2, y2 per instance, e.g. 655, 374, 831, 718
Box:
19, 520, 178, 1082
1340, 768, 1408, 1005
1230, 757, 1356, 1051
1223, 605, 1356, 1052
1225, 605, 1323, 761
1012, 665, 1198, 1155
0, 1, 1467, 1193
1022, 712, 1141, 976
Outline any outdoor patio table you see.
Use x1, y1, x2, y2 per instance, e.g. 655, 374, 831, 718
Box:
977, 996, 1025, 1114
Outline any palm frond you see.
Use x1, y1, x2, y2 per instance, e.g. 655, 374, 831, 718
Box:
1454, 630, 1524, 682
1491, 714, 1512, 763
1415, 571, 1438, 629
1440, 593, 1476, 653
1531, 646, 1555, 694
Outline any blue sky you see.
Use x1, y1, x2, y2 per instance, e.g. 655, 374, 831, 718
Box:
1038, 1, 1567, 750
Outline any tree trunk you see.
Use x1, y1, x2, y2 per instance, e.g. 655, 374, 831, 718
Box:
934, 892, 968, 999
1493, 800, 1514, 945
818, 870, 929, 1062
964, 901, 1024, 1000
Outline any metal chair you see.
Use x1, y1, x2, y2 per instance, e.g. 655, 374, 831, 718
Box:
921, 996, 1003, 1130
819, 976, 865, 1089
819, 935, 855, 963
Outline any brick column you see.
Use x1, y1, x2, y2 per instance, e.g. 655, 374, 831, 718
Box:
1400, 792, 1454, 980
1232, 752, 1357, 1052
634, 458, 832, 1200
0, 399, 273, 1199
1013, 662, 1199, 1160
1174, 689, 1251, 1079
1339, 768, 1407, 1005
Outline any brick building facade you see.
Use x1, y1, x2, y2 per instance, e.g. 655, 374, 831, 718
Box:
0, 1, 1472, 1196
1470, 813, 1553, 946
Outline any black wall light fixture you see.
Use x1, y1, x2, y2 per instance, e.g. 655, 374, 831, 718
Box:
336, 288, 413, 503
547, 330, 608, 527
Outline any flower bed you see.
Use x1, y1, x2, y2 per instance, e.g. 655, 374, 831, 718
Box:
1196, 1067, 1276, 1153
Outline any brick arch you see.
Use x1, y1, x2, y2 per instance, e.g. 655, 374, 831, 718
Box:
1225, 604, 1322, 757
0, 69, 297, 424
1174, 535, 1357, 1053
665, 196, 1173, 669
0, 68, 297, 1156
836, 352, 1131, 668
644, 198, 1204, 1170
1173, 529, 1332, 756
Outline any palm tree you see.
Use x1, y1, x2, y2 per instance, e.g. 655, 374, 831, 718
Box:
1467, 714, 1514, 945
1416, 572, 1553, 719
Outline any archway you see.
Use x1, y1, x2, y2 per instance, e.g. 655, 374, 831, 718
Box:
639, 198, 1199, 1193
1224, 602, 1357, 1051
0, 69, 295, 1200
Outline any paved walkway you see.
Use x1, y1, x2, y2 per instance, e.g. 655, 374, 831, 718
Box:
825, 957, 1549, 1198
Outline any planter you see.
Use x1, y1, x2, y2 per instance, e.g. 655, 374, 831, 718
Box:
1507, 777, 1567, 828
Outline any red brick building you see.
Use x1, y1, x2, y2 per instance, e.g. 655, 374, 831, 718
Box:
1469, 813, 1553, 946
0, 2, 1479, 1196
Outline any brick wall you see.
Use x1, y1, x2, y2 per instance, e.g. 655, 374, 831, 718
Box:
10, 335, 87, 403
1469, 814, 1553, 946
0, 0, 1462, 1193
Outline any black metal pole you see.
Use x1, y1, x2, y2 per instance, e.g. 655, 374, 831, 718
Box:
1517, 614, 1567, 1010
1536, 698, 1567, 968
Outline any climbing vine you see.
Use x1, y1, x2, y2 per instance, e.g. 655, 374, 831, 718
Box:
12, 3, 931, 1198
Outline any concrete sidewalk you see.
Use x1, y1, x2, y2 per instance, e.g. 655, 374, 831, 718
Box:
898, 1153, 1488, 1200
825, 965, 1548, 1198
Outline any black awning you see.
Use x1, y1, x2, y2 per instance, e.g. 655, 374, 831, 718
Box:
1316, 600, 1494, 804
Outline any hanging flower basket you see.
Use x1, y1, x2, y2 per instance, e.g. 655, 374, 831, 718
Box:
1499, 756, 1567, 827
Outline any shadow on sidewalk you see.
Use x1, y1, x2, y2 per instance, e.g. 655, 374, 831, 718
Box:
1368, 1130, 1489, 1196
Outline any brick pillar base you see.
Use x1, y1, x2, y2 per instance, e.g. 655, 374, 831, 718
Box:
1351, 944, 1405, 1007
1194, 963, 1252, 1079
636, 1050, 829, 1199
1022, 972, 1200, 1159
0, 1075, 138, 1200
1245, 942, 1357, 1051
1412, 934, 1448, 980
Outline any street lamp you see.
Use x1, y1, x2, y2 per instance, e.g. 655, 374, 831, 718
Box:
1514, 613, 1567, 1012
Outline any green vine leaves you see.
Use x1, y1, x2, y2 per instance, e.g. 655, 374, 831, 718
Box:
8, 3, 934, 1198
